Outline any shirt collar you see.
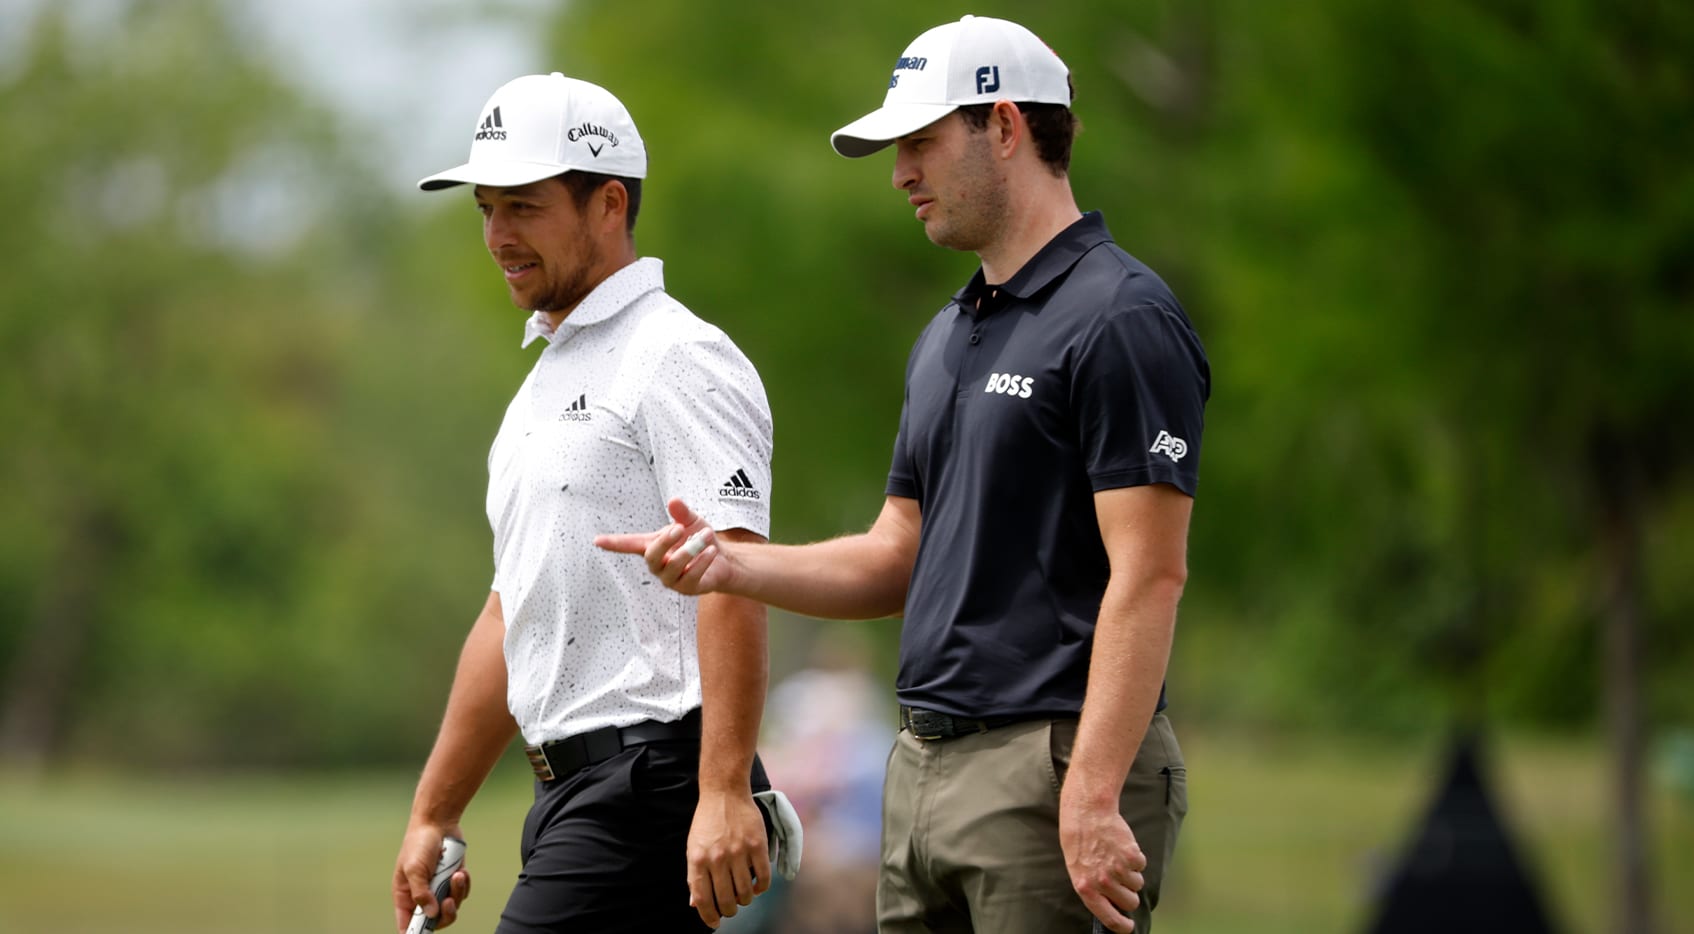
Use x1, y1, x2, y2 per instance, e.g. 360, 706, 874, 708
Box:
950, 211, 1113, 315
520, 313, 557, 348
519, 257, 666, 348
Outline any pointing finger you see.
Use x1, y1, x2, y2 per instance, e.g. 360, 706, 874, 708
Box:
594, 532, 654, 554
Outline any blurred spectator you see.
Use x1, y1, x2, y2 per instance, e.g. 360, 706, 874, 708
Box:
728, 627, 893, 934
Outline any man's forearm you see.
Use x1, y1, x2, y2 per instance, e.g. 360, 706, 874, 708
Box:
689, 557, 775, 927
718, 496, 920, 620
1064, 575, 1183, 805
1067, 484, 1193, 804
410, 594, 519, 826
723, 534, 906, 619
695, 585, 768, 793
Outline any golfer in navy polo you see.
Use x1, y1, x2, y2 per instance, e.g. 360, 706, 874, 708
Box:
600, 16, 1209, 934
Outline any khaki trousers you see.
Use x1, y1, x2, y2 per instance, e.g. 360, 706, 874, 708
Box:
877, 714, 1186, 934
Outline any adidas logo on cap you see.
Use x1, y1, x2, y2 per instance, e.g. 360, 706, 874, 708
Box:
719, 468, 761, 500
474, 107, 506, 141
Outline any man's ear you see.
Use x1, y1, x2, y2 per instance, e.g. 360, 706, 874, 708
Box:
597, 179, 629, 233
990, 100, 1023, 158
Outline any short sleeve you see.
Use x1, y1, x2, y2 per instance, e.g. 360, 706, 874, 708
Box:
885, 388, 918, 499
1072, 290, 1210, 495
640, 335, 773, 536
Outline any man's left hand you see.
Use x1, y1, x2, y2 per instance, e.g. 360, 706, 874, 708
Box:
687, 790, 772, 928
1059, 792, 1147, 933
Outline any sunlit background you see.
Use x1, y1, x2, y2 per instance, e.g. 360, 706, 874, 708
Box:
1, 1, 1690, 932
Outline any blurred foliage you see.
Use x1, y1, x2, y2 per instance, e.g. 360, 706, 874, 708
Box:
0, 0, 1690, 769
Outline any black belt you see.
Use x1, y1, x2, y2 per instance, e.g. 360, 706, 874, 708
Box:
899, 705, 1023, 741
524, 708, 702, 782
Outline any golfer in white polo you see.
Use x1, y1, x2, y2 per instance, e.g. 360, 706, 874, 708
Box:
391, 72, 797, 933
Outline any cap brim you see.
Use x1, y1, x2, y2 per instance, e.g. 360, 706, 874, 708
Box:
417, 160, 572, 191
830, 102, 961, 158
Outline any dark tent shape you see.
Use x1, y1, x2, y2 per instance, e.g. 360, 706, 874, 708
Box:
1364, 733, 1558, 934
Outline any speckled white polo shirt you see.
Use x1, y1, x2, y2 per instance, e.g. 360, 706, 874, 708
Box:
487, 257, 772, 745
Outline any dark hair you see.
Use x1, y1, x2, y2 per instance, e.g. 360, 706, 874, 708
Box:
956, 97, 1080, 177
556, 171, 643, 233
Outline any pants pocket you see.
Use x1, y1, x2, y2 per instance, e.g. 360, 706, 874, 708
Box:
1047, 718, 1077, 796
1163, 764, 1189, 819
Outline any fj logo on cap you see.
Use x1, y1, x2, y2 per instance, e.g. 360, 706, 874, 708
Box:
975, 66, 1001, 94
475, 107, 506, 141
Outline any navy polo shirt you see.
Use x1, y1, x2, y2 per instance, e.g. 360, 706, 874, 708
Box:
887, 212, 1210, 720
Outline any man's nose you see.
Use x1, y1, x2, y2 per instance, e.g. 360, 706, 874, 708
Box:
892, 149, 918, 191
484, 208, 515, 251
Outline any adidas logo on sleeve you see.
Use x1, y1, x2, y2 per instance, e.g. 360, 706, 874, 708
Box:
719, 468, 761, 500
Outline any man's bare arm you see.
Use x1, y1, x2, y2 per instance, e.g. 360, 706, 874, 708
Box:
1060, 484, 1192, 933
596, 496, 921, 620
688, 528, 772, 928
393, 591, 518, 931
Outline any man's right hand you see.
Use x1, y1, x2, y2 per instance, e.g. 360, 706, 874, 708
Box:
393, 824, 471, 932
595, 498, 737, 595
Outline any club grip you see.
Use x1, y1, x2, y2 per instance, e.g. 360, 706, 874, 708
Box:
405, 836, 466, 934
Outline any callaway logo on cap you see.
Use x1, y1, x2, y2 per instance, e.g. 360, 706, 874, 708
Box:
831, 15, 1071, 158
419, 72, 648, 190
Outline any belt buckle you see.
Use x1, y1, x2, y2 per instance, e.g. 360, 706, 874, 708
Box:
524, 743, 556, 782
905, 708, 951, 741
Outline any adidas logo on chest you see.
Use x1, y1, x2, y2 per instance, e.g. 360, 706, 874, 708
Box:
559, 393, 593, 422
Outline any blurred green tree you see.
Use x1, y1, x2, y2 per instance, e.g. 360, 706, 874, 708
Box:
541, 0, 1694, 740
0, 0, 1687, 791
1330, 3, 1694, 927
0, 1, 514, 768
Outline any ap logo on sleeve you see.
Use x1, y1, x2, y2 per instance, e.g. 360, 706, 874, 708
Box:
1149, 430, 1188, 462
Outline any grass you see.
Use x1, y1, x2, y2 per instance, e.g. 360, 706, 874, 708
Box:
0, 729, 1688, 933
1161, 729, 1694, 933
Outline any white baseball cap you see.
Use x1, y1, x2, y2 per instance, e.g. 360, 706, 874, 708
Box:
830, 15, 1070, 158
419, 72, 647, 191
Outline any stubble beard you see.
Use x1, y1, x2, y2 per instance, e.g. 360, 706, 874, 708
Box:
524, 229, 604, 314
924, 133, 1010, 254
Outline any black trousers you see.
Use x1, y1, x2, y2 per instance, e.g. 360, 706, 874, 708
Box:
496, 737, 771, 933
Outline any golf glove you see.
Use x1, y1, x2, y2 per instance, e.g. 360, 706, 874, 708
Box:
752, 789, 804, 880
